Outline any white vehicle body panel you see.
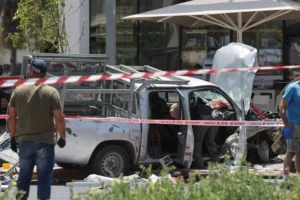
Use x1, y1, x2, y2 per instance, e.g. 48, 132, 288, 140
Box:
55, 119, 141, 165
55, 119, 99, 164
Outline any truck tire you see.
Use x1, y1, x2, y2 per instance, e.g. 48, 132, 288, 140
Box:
257, 140, 269, 163
91, 145, 130, 177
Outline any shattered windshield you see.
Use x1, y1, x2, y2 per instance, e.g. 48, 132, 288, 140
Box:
191, 89, 233, 111
194, 90, 227, 102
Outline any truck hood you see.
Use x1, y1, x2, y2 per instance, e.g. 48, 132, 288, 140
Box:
210, 43, 258, 112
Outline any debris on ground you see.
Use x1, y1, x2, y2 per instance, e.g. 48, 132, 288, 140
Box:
68, 173, 177, 189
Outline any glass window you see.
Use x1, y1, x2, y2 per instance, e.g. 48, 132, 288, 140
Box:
239, 21, 283, 89
182, 26, 230, 71
189, 89, 235, 120
287, 36, 300, 80
138, 0, 180, 71
90, 0, 137, 64
285, 20, 300, 81
194, 90, 227, 102
90, 0, 106, 54
116, 0, 137, 65
0, 3, 22, 76
235, 21, 283, 66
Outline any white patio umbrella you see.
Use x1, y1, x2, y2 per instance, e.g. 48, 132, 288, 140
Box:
124, 0, 300, 42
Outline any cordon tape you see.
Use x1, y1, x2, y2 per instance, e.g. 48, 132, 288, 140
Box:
65, 116, 284, 127
0, 114, 283, 127
0, 65, 299, 88
0, 65, 291, 127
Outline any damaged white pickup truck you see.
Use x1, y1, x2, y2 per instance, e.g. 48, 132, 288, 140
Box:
0, 53, 285, 177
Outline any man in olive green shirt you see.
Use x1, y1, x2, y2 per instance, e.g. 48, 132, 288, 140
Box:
8, 58, 66, 200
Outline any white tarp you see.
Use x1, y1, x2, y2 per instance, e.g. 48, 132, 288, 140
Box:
209, 43, 258, 112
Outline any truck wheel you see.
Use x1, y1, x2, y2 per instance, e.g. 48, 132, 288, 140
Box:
257, 140, 269, 163
92, 145, 130, 177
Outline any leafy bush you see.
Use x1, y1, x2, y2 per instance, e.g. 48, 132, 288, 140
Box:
72, 163, 300, 200
0, 186, 24, 200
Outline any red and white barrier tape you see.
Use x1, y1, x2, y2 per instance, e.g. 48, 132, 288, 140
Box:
0, 115, 282, 127
0, 65, 300, 88
0, 76, 20, 80
64, 116, 283, 127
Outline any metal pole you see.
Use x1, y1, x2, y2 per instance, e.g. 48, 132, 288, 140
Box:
234, 97, 247, 166
106, 0, 116, 65
234, 12, 248, 166
60, 65, 68, 111
237, 12, 243, 42
127, 80, 135, 118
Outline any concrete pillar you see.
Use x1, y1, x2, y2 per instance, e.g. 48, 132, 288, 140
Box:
106, 0, 116, 64
79, 0, 90, 54
65, 0, 89, 54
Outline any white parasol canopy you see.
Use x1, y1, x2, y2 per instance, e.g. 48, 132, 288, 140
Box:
124, 0, 300, 42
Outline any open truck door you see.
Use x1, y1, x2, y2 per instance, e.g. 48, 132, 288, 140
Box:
176, 89, 194, 169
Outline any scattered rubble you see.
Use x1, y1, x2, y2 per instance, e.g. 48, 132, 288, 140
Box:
67, 173, 178, 190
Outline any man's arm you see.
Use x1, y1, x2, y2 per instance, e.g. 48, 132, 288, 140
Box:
53, 109, 66, 140
279, 99, 289, 127
8, 106, 17, 138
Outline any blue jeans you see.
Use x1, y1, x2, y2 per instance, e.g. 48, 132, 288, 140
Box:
17, 141, 55, 200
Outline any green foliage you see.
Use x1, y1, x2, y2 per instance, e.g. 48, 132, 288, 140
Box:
1, 162, 300, 200
7, 0, 69, 53
0, 186, 24, 200
71, 163, 300, 200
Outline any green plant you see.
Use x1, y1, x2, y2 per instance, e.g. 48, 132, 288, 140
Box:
7, 0, 67, 52
2, 161, 300, 200
0, 186, 24, 200
72, 162, 300, 200
7, 0, 86, 53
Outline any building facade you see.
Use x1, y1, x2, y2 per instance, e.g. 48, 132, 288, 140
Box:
89, 0, 300, 91
1, 0, 300, 92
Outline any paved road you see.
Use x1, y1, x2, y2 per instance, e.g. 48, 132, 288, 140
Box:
0, 167, 95, 200
28, 185, 92, 200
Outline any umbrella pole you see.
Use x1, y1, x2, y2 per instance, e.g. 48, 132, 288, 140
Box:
237, 12, 243, 42
234, 73, 248, 166
234, 97, 247, 166
234, 79, 248, 165
234, 13, 247, 166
